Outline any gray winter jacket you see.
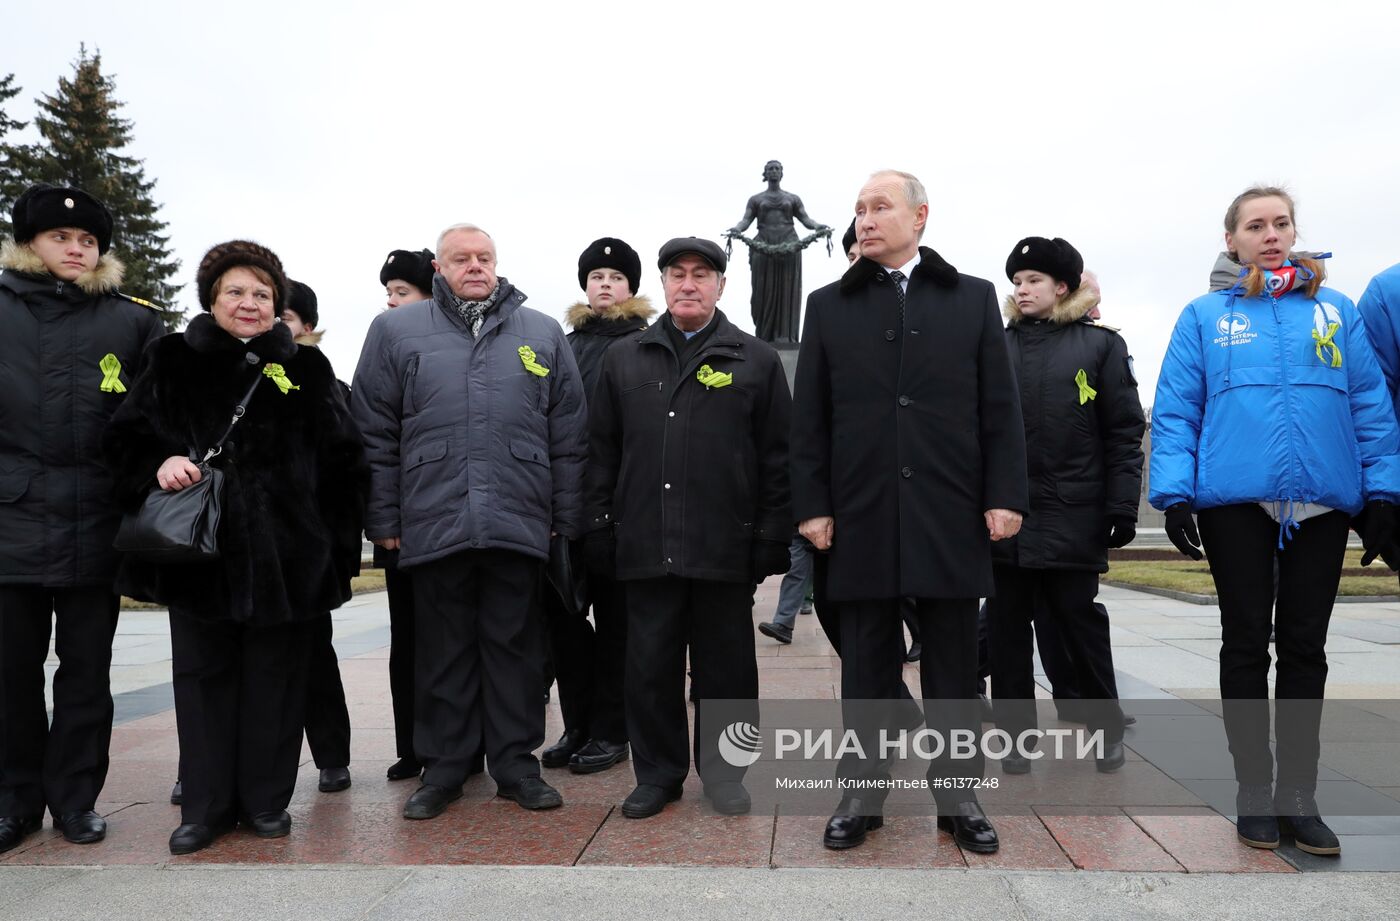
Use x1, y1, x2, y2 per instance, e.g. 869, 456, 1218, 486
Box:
350, 275, 588, 567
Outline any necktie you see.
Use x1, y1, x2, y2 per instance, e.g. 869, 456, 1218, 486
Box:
889, 270, 906, 327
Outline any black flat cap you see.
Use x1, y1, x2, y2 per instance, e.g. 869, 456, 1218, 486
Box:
657, 236, 727, 274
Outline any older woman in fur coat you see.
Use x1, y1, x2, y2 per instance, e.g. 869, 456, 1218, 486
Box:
104, 240, 366, 856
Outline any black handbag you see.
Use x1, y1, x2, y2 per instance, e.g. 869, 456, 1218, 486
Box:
113, 371, 262, 563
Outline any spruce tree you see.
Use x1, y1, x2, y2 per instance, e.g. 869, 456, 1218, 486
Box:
0, 73, 28, 239
3, 48, 184, 329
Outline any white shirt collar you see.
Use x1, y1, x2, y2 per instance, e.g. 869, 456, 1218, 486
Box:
882, 252, 921, 292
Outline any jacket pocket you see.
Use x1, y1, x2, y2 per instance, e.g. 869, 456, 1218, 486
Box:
509, 439, 548, 467
404, 355, 422, 416
0, 475, 29, 503
405, 439, 448, 472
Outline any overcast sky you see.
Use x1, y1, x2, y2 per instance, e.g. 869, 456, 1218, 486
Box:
6, 0, 1399, 400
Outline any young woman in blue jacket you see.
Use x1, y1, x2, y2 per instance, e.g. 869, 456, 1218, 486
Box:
1151, 186, 1400, 856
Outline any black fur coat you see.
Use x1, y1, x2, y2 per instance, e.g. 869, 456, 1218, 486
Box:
103, 314, 367, 624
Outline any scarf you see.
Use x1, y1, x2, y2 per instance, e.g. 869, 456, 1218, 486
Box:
452, 282, 503, 337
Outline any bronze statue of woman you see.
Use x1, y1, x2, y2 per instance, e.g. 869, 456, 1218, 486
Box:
725, 160, 831, 344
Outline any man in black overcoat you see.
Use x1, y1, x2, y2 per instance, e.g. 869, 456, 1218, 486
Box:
791, 170, 1029, 853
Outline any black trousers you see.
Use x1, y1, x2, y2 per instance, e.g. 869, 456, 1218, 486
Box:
544, 573, 628, 742
411, 549, 544, 788
838, 597, 981, 808
0, 587, 119, 818
624, 576, 758, 788
304, 614, 351, 770
170, 611, 313, 826
384, 558, 417, 761
988, 566, 1123, 744
1198, 504, 1349, 791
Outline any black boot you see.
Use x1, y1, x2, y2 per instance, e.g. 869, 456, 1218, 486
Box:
1235, 783, 1279, 849
822, 797, 884, 850
1276, 787, 1340, 856
318, 767, 352, 792
541, 729, 587, 769
0, 815, 42, 854
54, 811, 107, 844
936, 800, 999, 854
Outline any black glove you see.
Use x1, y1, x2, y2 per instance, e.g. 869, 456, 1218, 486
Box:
582, 528, 616, 577
1104, 517, 1137, 549
751, 540, 791, 581
1164, 503, 1203, 560
1355, 499, 1397, 568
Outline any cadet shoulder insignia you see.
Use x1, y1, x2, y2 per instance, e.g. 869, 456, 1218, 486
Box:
116, 292, 161, 311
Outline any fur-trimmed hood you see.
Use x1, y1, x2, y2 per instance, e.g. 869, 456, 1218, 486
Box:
295, 329, 324, 347
565, 294, 656, 331
1003, 282, 1101, 326
839, 246, 960, 294
0, 238, 125, 295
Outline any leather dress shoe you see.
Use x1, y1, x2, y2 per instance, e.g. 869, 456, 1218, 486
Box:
319, 767, 352, 792
541, 729, 587, 768
703, 781, 751, 815
936, 801, 999, 854
54, 810, 107, 844
170, 779, 183, 805
568, 739, 629, 774
823, 798, 883, 850
1001, 753, 1032, 775
0, 815, 42, 854
621, 783, 683, 819
386, 758, 422, 781
169, 823, 223, 855
245, 810, 292, 838
758, 621, 793, 644
497, 775, 563, 810
1096, 740, 1126, 773
403, 783, 463, 820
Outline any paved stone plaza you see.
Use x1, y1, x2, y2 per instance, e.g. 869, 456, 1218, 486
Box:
5, 580, 1400, 919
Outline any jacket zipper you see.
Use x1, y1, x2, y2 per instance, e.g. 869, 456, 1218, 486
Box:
1272, 293, 1301, 525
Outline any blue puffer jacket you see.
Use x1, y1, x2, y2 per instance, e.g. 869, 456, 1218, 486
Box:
1150, 279, 1400, 518
350, 275, 588, 568
1357, 261, 1400, 418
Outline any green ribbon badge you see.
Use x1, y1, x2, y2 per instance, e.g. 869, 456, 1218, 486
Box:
1313, 322, 1343, 368
262, 363, 300, 395
1074, 368, 1097, 405
696, 364, 733, 390
518, 346, 550, 377
98, 353, 126, 393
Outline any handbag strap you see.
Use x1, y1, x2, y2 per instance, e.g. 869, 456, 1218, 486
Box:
199, 369, 266, 463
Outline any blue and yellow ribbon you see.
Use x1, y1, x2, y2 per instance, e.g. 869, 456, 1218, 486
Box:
1313, 322, 1343, 368
98, 353, 126, 393
518, 346, 550, 377
697, 364, 733, 389
262, 363, 300, 394
1074, 369, 1097, 405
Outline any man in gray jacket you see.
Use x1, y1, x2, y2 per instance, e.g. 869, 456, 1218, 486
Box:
351, 224, 588, 818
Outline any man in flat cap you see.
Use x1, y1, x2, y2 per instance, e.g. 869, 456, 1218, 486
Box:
584, 237, 792, 819
0, 184, 166, 852
352, 224, 588, 818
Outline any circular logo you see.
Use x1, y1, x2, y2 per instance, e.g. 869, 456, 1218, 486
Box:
64, 197, 75, 209
387, 254, 396, 263
1217, 312, 1250, 337
604, 245, 612, 255
717, 721, 762, 767
1021, 245, 1030, 254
